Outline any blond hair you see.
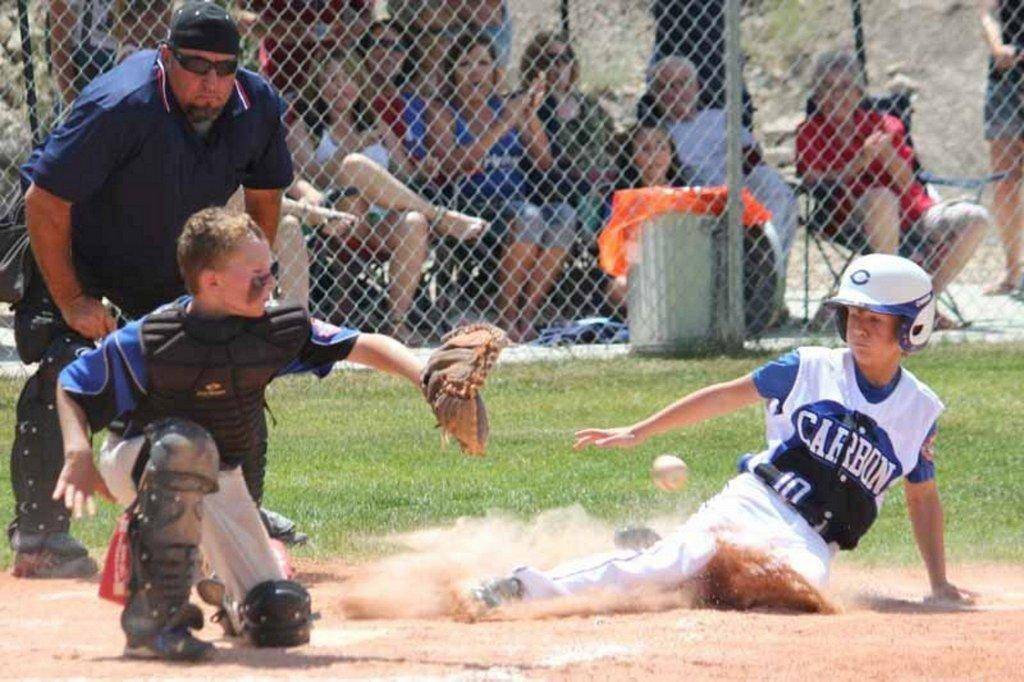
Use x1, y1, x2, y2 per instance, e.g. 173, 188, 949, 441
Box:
177, 207, 265, 293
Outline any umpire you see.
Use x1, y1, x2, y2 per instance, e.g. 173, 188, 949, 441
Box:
11, 1, 294, 577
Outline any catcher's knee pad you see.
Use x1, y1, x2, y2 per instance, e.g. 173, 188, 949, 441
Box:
240, 579, 312, 648
121, 420, 219, 641
141, 418, 220, 495
10, 334, 92, 536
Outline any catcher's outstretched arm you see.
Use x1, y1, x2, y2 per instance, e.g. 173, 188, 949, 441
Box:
347, 333, 424, 386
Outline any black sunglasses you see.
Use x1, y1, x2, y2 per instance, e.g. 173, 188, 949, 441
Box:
171, 49, 238, 77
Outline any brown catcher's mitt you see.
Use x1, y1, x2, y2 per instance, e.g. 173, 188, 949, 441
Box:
422, 323, 508, 455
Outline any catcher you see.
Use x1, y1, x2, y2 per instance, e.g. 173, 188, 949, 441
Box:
52, 207, 505, 661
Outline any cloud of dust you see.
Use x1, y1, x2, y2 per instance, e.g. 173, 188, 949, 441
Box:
335, 505, 835, 621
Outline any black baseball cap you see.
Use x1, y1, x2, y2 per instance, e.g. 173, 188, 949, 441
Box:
168, 1, 240, 55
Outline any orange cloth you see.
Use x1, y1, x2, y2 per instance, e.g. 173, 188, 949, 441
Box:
597, 186, 773, 277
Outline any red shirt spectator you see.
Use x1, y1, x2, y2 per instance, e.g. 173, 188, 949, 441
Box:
796, 109, 933, 232
252, 0, 370, 96
371, 94, 407, 139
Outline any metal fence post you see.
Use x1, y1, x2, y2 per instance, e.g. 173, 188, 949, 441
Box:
723, 0, 745, 348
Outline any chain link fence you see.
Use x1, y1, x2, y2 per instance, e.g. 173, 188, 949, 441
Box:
2, 0, 1024, 361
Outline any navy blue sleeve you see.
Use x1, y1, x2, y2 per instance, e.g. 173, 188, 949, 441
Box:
26, 100, 125, 203
243, 90, 294, 190
906, 422, 937, 483
278, 318, 360, 378
59, 320, 148, 431
751, 350, 801, 401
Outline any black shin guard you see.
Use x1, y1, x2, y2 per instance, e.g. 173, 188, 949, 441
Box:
121, 420, 219, 657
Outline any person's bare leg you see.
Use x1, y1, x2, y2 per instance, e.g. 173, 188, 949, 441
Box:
383, 211, 429, 339
521, 246, 568, 336
857, 188, 901, 254
987, 139, 1024, 293
338, 154, 485, 240
274, 215, 310, 307
925, 204, 990, 294
498, 240, 536, 341
606, 275, 628, 313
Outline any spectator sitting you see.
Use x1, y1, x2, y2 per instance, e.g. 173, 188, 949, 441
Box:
397, 15, 461, 188
389, 0, 462, 37
521, 31, 617, 232
286, 55, 485, 342
110, 0, 170, 61
50, 0, 171, 108
429, 36, 557, 342
646, 0, 752, 124
358, 20, 411, 140
251, 0, 371, 110
49, 0, 118, 107
795, 50, 989, 322
646, 56, 798, 258
390, 0, 512, 70
603, 123, 681, 310
457, 0, 513, 71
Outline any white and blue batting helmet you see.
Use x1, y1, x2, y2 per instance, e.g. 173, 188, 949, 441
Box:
826, 254, 936, 352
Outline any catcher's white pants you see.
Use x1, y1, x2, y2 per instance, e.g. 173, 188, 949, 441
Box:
98, 434, 285, 601
513, 473, 836, 600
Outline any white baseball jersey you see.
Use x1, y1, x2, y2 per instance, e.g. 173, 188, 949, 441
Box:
747, 346, 943, 512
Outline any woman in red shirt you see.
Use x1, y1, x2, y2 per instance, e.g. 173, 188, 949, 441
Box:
796, 51, 989, 310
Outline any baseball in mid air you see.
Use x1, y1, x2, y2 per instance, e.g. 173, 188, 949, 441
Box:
651, 454, 688, 491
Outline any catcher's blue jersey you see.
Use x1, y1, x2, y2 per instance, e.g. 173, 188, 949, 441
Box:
59, 297, 358, 430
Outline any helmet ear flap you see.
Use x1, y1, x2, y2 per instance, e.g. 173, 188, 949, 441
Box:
901, 296, 936, 352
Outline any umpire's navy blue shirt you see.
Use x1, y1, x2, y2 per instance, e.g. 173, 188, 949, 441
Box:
21, 49, 293, 316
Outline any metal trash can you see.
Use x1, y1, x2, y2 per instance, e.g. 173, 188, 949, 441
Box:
628, 211, 720, 355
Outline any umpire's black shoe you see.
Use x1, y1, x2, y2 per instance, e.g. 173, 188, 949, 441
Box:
260, 508, 309, 547
10, 530, 98, 578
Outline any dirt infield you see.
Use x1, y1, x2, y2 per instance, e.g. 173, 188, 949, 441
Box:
0, 561, 1021, 680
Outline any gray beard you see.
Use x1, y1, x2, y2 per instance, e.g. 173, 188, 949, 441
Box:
184, 105, 222, 136
191, 119, 214, 136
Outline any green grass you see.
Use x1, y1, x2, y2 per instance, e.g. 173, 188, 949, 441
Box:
0, 343, 1022, 567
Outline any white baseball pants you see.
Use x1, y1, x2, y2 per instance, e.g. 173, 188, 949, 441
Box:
98, 433, 285, 601
513, 473, 835, 600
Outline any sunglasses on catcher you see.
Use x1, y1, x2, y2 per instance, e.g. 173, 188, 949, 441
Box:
171, 49, 239, 77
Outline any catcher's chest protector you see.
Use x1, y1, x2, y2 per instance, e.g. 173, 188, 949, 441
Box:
137, 303, 310, 468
